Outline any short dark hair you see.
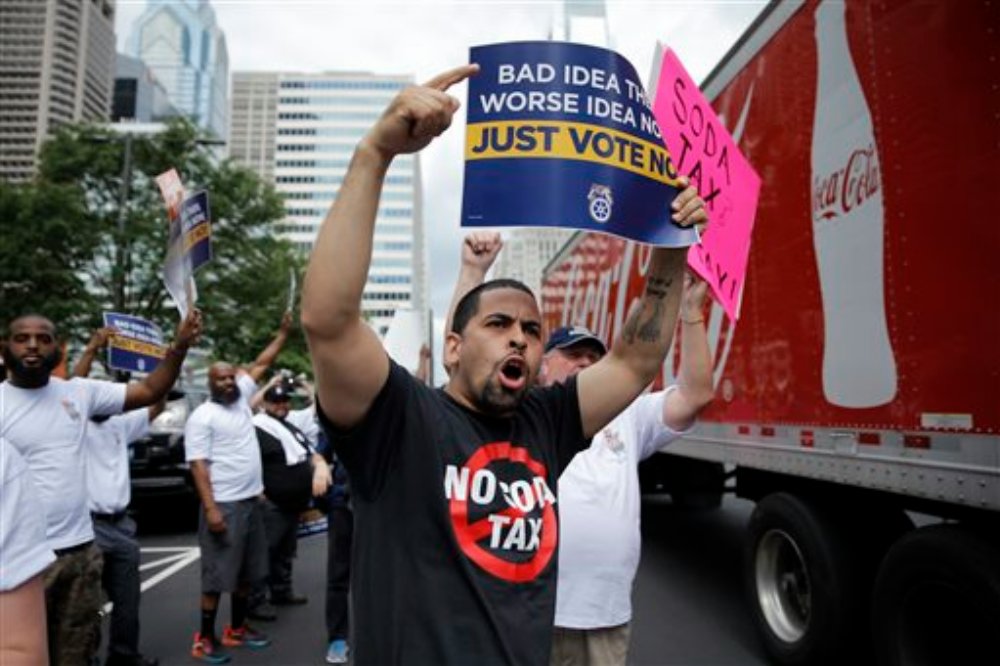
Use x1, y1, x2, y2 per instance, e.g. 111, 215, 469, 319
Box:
451, 279, 535, 334
5, 313, 57, 338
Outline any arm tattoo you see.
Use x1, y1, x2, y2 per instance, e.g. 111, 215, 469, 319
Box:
622, 276, 674, 344
645, 276, 674, 299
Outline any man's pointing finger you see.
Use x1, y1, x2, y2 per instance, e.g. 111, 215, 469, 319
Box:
423, 63, 480, 91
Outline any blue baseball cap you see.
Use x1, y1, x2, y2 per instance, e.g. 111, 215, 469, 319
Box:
544, 326, 608, 355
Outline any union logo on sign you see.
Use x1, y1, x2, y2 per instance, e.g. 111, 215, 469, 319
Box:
587, 184, 613, 223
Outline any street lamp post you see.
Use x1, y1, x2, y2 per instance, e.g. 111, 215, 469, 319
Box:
113, 132, 134, 314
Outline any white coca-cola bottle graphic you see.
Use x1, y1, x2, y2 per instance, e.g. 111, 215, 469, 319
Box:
811, 0, 897, 408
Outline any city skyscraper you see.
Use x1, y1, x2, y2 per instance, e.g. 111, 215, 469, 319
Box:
229, 70, 426, 338
125, 0, 228, 139
0, 0, 117, 182
112, 53, 179, 123
494, 229, 577, 303
229, 72, 278, 184
560, 0, 611, 47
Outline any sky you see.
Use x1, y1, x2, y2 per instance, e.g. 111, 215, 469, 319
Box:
115, 0, 766, 381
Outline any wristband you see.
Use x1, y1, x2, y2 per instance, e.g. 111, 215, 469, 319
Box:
681, 317, 705, 325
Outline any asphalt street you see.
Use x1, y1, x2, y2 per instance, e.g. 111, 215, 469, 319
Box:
119, 495, 770, 665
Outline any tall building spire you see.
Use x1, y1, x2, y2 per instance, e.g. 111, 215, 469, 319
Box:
125, 0, 229, 139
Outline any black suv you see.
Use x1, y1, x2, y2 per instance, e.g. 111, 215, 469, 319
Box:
129, 390, 207, 513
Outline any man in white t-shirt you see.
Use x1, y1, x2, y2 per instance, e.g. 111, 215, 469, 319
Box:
545, 306, 712, 665
449, 233, 715, 666
73, 326, 166, 666
1, 438, 56, 665
184, 311, 292, 664
0, 309, 201, 665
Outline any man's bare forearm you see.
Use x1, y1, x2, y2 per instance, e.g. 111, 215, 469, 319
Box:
445, 232, 504, 337
446, 263, 488, 334
71, 345, 99, 379
664, 313, 715, 430
124, 342, 188, 410
301, 64, 478, 426
73, 327, 114, 378
615, 248, 687, 381
124, 311, 201, 410
251, 329, 288, 373
677, 320, 714, 409
189, 460, 217, 511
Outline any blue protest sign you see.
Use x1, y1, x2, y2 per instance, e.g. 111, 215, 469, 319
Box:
462, 42, 697, 247
179, 190, 212, 271
102, 312, 167, 374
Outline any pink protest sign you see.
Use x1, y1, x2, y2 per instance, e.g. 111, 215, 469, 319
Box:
652, 48, 760, 320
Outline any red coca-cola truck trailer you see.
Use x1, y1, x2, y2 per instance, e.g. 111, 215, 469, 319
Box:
541, 1, 999, 663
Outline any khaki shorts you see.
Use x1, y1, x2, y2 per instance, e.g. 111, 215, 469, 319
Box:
550, 623, 632, 666
198, 498, 268, 593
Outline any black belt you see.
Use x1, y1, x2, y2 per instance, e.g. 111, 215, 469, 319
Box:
91, 510, 128, 523
54, 540, 94, 557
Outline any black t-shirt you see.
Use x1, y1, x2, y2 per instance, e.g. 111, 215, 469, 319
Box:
318, 359, 586, 665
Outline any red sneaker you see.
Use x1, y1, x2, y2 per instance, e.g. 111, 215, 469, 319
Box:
191, 632, 231, 664
222, 624, 271, 650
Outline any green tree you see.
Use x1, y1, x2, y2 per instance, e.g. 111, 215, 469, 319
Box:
3, 118, 309, 372
0, 181, 101, 333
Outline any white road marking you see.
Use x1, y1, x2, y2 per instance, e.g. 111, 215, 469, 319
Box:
101, 546, 200, 615
140, 547, 200, 593
139, 552, 189, 572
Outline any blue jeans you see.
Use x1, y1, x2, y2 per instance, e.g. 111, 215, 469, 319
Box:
94, 515, 142, 660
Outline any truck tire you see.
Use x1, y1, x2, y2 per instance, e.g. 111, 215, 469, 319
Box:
872, 525, 1000, 666
745, 493, 867, 665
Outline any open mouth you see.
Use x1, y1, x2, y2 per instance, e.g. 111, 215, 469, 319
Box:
498, 356, 527, 391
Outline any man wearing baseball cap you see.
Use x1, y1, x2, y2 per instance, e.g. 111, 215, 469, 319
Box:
450, 233, 716, 665
541, 326, 608, 382
251, 381, 331, 620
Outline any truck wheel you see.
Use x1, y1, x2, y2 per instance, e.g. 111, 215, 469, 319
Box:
872, 525, 1000, 666
745, 493, 864, 665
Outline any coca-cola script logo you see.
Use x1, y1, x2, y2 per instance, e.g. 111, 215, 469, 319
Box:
812, 144, 881, 222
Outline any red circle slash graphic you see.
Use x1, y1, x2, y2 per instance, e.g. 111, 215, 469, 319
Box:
449, 442, 557, 583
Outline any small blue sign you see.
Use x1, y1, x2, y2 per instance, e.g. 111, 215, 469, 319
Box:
102, 312, 166, 374
179, 190, 212, 271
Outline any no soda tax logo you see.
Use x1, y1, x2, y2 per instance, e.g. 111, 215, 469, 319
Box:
445, 442, 558, 583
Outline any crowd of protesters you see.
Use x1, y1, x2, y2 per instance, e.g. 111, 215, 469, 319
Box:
0, 64, 716, 666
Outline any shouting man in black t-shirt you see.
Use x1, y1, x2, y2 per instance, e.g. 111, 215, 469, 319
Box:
301, 64, 707, 666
